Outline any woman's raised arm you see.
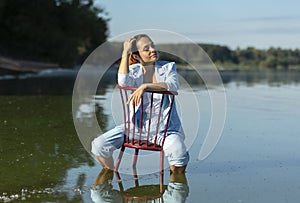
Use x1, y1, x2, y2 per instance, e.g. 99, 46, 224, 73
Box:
118, 38, 136, 74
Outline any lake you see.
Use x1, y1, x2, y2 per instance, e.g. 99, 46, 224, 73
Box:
0, 69, 300, 202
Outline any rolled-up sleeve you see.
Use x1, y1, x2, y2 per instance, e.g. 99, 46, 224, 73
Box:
118, 73, 131, 87
117, 64, 141, 87
165, 62, 179, 92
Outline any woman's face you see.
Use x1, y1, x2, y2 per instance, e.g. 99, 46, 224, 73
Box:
135, 37, 158, 65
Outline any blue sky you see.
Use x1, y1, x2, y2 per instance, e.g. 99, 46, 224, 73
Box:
95, 0, 300, 49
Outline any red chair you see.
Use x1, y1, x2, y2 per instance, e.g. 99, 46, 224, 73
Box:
114, 85, 177, 178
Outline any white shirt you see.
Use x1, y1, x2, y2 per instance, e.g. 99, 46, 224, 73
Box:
118, 61, 184, 142
118, 61, 179, 92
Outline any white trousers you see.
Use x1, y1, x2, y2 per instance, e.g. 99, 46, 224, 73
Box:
91, 124, 189, 167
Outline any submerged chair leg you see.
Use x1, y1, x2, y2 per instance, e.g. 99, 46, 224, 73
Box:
114, 172, 125, 193
114, 146, 125, 172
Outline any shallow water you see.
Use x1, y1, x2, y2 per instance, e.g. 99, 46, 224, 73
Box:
1, 70, 300, 202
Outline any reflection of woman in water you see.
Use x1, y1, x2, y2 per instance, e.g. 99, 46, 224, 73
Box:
91, 169, 189, 203
90, 169, 122, 203
91, 34, 189, 173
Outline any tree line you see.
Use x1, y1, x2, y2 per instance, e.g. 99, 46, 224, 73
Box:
1, 0, 299, 70
158, 43, 300, 70
0, 0, 108, 67
200, 44, 300, 70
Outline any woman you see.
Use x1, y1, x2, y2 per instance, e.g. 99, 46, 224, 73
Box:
91, 34, 189, 173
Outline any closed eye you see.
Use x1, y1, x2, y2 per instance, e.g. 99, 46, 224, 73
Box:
142, 43, 155, 51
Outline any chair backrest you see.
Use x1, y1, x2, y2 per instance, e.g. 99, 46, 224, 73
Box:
117, 85, 177, 150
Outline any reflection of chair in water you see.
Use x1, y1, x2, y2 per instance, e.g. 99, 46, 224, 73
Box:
114, 85, 177, 189
115, 171, 167, 202
91, 169, 189, 203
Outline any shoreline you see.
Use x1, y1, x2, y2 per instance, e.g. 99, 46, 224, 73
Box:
1, 55, 300, 77
0, 56, 59, 75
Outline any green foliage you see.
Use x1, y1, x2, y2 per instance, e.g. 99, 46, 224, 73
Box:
200, 44, 238, 64
0, 0, 108, 66
198, 44, 300, 70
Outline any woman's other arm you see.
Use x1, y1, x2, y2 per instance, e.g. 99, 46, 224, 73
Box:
127, 83, 168, 106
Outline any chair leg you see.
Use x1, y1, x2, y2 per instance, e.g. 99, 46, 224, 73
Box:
133, 167, 139, 187
114, 146, 125, 172
133, 149, 139, 187
160, 150, 164, 193
160, 150, 165, 174
133, 148, 139, 168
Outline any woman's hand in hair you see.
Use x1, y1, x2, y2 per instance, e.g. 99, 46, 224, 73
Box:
122, 38, 136, 56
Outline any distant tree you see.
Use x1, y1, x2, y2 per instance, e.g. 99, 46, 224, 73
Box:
260, 55, 277, 69
236, 47, 255, 64
0, 0, 109, 66
200, 44, 238, 64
